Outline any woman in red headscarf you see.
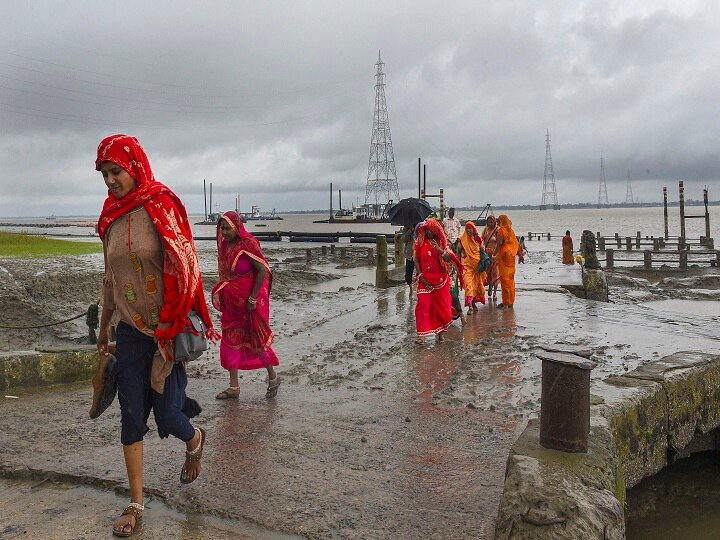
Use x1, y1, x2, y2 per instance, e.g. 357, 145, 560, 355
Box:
212, 211, 280, 400
457, 221, 487, 312
414, 219, 464, 344
94, 134, 216, 537
493, 214, 520, 308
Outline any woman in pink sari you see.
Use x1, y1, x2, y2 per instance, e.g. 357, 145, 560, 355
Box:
212, 211, 280, 399
414, 219, 463, 344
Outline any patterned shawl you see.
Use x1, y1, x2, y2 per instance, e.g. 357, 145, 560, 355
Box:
95, 134, 215, 350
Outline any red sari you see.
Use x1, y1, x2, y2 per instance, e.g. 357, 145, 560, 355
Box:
414, 220, 463, 337
211, 211, 279, 371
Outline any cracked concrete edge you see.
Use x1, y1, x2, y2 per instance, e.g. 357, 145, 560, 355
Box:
494, 351, 720, 540
0, 348, 99, 391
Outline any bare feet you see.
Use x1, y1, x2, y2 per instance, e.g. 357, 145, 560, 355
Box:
437, 332, 445, 342
461, 315, 467, 327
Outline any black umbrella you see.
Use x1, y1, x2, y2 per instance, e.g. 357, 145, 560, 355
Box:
387, 197, 433, 226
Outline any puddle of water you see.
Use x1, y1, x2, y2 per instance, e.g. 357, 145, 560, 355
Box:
304, 265, 378, 293
625, 451, 720, 540
641, 299, 719, 318
0, 477, 300, 539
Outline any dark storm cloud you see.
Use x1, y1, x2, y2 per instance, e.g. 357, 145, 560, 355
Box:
0, 0, 717, 216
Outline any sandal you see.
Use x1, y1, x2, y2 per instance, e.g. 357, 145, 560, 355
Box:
180, 427, 206, 484
265, 375, 281, 399
215, 387, 240, 400
112, 502, 143, 537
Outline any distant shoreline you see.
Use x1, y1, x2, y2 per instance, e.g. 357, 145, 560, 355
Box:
2, 200, 718, 219
283, 200, 720, 214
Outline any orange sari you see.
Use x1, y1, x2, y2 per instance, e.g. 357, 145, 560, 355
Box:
458, 222, 486, 306
497, 215, 519, 307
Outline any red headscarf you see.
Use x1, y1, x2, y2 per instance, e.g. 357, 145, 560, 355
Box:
95, 134, 215, 346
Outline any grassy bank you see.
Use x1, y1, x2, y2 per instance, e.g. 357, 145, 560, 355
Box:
0, 231, 102, 257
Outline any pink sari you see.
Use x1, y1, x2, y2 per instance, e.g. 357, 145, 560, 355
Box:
211, 211, 279, 371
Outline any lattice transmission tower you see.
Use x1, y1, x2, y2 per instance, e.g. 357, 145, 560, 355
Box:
364, 51, 400, 210
625, 168, 634, 204
540, 129, 559, 210
598, 153, 609, 208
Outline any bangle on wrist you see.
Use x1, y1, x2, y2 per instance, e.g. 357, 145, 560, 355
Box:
247, 297, 257, 304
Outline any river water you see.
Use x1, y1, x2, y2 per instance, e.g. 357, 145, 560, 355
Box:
2, 205, 719, 242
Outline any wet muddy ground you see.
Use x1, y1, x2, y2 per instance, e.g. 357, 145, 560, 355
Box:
1, 240, 719, 538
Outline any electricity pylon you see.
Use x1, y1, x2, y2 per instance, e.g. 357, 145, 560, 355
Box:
540, 129, 559, 210
625, 168, 634, 204
598, 153, 609, 208
364, 51, 400, 210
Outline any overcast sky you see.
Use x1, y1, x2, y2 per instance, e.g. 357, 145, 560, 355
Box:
0, 0, 718, 217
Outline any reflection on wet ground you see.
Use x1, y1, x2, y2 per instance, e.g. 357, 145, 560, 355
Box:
626, 452, 720, 540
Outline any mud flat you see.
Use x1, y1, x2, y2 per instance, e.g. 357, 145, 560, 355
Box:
1, 241, 719, 538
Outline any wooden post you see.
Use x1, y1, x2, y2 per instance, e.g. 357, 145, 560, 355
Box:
598, 237, 605, 251
704, 187, 711, 240
394, 231, 403, 268
663, 186, 669, 240
321, 245, 327, 255
679, 250, 688, 269
340, 247, 346, 258
330, 244, 335, 254
306, 248, 312, 263
644, 250, 652, 269
606, 249, 614, 269
375, 236, 388, 287
636, 232, 641, 249
528, 231, 532, 241
547, 233, 551, 240
616, 234, 621, 248
679, 180, 686, 240
626, 237, 632, 251
653, 238, 660, 251
716, 251, 720, 267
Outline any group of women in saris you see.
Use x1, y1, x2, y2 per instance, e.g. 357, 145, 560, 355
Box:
413, 213, 522, 343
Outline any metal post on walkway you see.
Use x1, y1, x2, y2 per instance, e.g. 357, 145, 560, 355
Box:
538, 350, 597, 453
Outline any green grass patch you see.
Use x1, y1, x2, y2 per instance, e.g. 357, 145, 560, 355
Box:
0, 231, 103, 257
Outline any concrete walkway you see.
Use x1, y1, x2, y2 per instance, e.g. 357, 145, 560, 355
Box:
1, 243, 718, 539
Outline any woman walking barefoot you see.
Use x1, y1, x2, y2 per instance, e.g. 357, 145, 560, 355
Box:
212, 211, 280, 400
95, 134, 215, 537
494, 214, 520, 308
457, 221, 487, 312
414, 220, 463, 344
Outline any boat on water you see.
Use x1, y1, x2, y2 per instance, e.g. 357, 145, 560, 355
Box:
240, 206, 283, 221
